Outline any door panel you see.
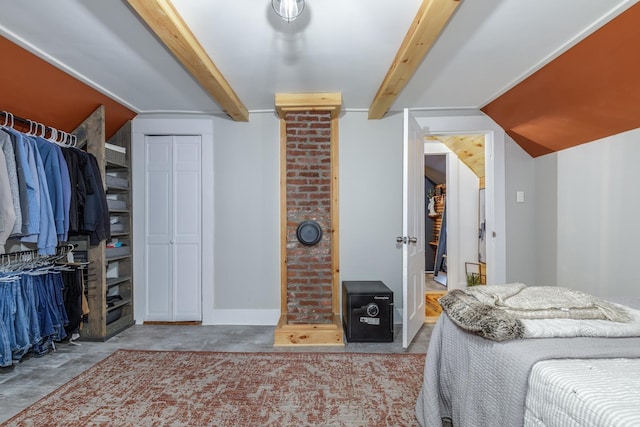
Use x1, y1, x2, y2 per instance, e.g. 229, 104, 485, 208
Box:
174, 170, 201, 238
146, 244, 172, 320
146, 170, 171, 242
402, 109, 426, 348
173, 242, 202, 320
172, 136, 202, 320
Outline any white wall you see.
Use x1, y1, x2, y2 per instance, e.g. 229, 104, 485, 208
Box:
134, 109, 602, 324
211, 112, 281, 324
555, 128, 640, 298
456, 159, 481, 288
534, 152, 558, 286
504, 135, 537, 285
212, 110, 405, 323
339, 112, 404, 310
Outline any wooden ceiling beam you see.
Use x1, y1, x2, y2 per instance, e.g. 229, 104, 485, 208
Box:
368, 0, 461, 120
126, 0, 249, 121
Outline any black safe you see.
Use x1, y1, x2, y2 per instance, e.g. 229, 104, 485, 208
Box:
342, 281, 394, 342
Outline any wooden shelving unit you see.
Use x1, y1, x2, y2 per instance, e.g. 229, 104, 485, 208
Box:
72, 107, 134, 341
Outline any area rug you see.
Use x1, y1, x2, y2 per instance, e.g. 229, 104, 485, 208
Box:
3, 350, 426, 426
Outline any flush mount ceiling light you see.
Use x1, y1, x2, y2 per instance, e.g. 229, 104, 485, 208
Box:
272, 0, 305, 22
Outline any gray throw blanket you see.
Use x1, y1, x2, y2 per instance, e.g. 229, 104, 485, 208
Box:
439, 284, 632, 341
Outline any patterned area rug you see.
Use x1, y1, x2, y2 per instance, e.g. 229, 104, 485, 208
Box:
4, 350, 425, 426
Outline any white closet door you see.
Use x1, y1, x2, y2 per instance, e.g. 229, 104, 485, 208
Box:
144, 135, 202, 322
172, 136, 202, 321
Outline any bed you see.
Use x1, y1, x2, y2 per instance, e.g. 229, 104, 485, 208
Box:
415, 285, 640, 427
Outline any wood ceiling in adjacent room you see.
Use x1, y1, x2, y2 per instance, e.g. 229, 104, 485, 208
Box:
427, 134, 485, 180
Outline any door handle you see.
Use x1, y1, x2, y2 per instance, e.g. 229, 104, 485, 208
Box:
396, 236, 417, 244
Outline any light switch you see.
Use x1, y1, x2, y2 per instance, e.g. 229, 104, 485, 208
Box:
516, 191, 525, 203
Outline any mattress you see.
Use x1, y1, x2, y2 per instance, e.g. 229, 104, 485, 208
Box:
524, 358, 640, 427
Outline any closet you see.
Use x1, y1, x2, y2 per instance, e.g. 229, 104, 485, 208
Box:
143, 134, 202, 322
1, 106, 134, 342
0, 106, 120, 365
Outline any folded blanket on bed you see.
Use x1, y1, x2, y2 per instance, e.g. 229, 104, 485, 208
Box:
439, 284, 635, 341
467, 283, 632, 322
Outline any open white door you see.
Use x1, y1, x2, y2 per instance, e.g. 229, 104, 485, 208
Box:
401, 109, 426, 348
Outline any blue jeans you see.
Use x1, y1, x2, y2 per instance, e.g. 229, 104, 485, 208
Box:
0, 319, 10, 367
31, 273, 56, 355
0, 276, 31, 361
11, 277, 31, 360
49, 272, 69, 338
20, 274, 42, 348
0, 280, 13, 367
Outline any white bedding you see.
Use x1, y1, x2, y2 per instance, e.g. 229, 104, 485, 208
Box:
524, 358, 640, 427
522, 304, 640, 339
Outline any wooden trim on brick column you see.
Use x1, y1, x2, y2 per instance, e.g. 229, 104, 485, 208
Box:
274, 92, 344, 346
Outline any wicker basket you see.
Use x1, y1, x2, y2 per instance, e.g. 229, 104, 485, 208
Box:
105, 143, 127, 166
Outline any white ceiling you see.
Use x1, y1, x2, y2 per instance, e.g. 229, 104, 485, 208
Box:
0, 0, 636, 117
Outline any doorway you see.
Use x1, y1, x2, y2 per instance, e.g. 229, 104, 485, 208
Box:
425, 154, 447, 285
131, 118, 215, 325
423, 134, 485, 290
414, 112, 507, 287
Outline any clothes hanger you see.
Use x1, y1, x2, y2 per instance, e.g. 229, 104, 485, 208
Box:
0, 111, 15, 129
59, 130, 70, 147
46, 127, 58, 143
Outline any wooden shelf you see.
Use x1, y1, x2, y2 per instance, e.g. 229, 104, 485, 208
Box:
75, 109, 134, 341
106, 254, 132, 262
107, 276, 132, 288
107, 298, 131, 311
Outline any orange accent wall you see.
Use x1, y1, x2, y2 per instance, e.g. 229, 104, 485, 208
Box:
0, 36, 136, 139
482, 3, 640, 158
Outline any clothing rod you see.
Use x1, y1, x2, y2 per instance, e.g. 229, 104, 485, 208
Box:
0, 109, 69, 138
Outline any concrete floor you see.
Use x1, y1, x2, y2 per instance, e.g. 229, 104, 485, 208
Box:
0, 322, 434, 423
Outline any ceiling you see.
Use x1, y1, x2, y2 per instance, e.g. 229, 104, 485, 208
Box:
0, 0, 638, 155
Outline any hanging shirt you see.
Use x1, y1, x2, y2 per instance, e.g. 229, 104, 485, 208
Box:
19, 134, 41, 243
35, 137, 65, 238
0, 129, 22, 235
55, 146, 71, 242
25, 136, 57, 255
0, 148, 17, 253
2, 128, 37, 236
62, 147, 87, 235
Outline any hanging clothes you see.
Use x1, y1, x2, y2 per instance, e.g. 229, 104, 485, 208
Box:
0, 148, 16, 253
0, 115, 110, 254
0, 130, 22, 236
0, 247, 85, 367
1, 127, 40, 239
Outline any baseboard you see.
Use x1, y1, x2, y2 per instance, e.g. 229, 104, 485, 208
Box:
135, 309, 404, 327
207, 309, 281, 325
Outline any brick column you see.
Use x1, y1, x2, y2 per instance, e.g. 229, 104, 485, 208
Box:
285, 110, 333, 324
274, 92, 343, 346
